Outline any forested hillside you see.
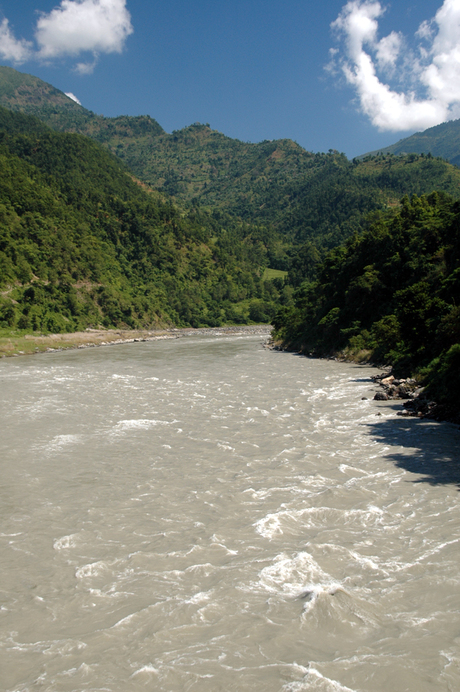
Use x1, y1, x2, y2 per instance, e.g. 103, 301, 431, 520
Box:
273, 192, 460, 413
3, 66, 460, 288
0, 108, 281, 332
0, 65, 165, 143
362, 118, 460, 166
1, 61, 460, 398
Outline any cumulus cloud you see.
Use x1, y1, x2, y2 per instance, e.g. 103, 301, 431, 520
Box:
0, 0, 132, 71
36, 0, 133, 59
330, 0, 460, 131
0, 18, 33, 63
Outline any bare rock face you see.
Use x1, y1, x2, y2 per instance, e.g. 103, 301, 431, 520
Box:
374, 391, 389, 401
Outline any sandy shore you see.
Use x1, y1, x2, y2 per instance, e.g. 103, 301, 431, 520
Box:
0, 325, 272, 358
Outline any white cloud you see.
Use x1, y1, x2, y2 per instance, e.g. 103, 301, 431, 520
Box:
375, 31, 402, 69
0, 18, 33, 63
74, 58, 99, 74
0, 0, 132, 72
330, 0, 460, 131
36, 0, 133, 60
65, 91, 81, 104
416, 20, 433, 41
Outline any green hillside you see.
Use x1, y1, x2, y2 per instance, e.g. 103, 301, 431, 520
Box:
106, 128, 460, 284
273, 191, 460, 416
360, 118, 460, 166
0, 107, 281, 332
0, 65, 164, 142
2, 64, 460, 343
2, 65, 460, 284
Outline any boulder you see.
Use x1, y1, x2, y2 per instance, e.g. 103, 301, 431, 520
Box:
381, 375, 395, 386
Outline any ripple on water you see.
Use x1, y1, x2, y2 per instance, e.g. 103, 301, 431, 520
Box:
0, 337, 459, 692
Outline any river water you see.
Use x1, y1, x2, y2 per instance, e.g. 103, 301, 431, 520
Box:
1, 333, 460, 692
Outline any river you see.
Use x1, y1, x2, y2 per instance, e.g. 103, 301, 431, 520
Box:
1, 333, 459, 692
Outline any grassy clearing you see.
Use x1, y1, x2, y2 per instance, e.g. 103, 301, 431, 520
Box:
339, 347, 374, 364
263, 268, 288, 281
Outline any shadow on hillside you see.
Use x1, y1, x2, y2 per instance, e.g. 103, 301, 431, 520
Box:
365, 408, 460, 489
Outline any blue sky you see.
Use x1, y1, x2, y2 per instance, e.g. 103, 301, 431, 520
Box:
0, 1, 456, 157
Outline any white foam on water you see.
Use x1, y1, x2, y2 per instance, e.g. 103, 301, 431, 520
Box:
110, 612, 138, 629
217, 442, 235, 451
113, 418, 174, 432
131, 664, 160, 676
243, 483, 324, 501
185, 563, 217, 577
4, 636, 87, 656
283, 666, 358, 692
254, 503, 389, 539
210, 533, 238, 555
347, 549, 384, 573
184, 590, 213, 605
53, 533, 78, 551
38, 434, 81, 454
255, 551, 341, 604
75, 560, 110, 579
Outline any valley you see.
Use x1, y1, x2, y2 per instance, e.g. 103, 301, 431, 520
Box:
0, 64, 459, 417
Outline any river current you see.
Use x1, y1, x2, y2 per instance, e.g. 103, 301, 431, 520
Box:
1, 333, 459, 692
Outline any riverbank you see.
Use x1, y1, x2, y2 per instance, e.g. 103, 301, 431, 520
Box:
268, 339, 460, 426
0, 325, 272, 358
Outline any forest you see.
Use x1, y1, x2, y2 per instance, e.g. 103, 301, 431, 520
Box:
273, 192, 460, 415
0, 64, 459, 415
0, 107, 281, 332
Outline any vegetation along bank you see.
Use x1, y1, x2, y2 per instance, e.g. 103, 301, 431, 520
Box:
272, 192, 460, 423
0, 65, 459, 420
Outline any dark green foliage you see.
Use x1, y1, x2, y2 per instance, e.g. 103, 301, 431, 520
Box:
423, 344, 460, 410
0, 108, 278, 331
274, 192, 460, 410
4, 67, 460, 289
4, 65, 460, 350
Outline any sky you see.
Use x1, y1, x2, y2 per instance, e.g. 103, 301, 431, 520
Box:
0, 0, 458, 158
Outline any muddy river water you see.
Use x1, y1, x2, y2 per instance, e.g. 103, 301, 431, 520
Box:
1, 333, 459, 691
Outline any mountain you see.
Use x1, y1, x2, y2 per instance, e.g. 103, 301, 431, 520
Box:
3, 65, 460, 288
360, 118, 460, 166
0, 107, 282, 332
0, 65, 164, 141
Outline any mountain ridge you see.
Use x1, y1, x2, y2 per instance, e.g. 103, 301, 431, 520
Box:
3, 64, 460, 287
359, 118, 460, 165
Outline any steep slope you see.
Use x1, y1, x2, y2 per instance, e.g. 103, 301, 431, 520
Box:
3, 65, 460, 289
0, 65, 164, 141
360, 119, 460, 165
0, 108, 277, 332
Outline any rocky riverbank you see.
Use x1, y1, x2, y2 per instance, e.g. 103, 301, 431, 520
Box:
372, 371, 460, 425
268, 339, 460, 426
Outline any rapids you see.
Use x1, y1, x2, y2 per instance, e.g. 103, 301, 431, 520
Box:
0, 333, 459, 691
